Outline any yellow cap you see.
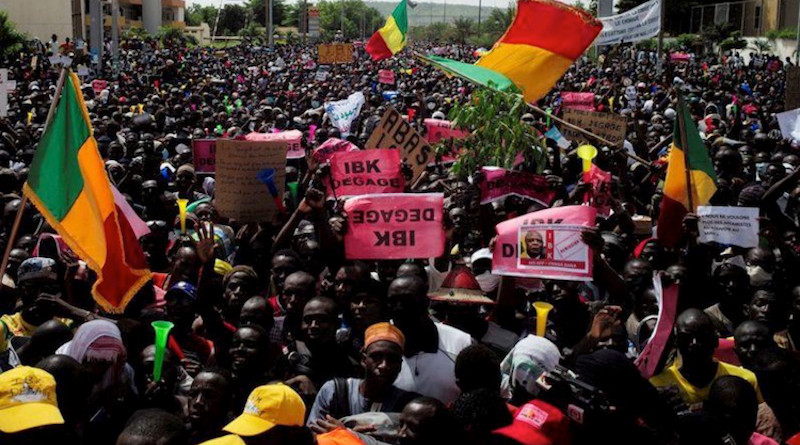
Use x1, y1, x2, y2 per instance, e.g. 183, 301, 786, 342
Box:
0, 366, 64, 433
198, 434, 247, 445
223, 384, 305, 437
214, 259, 233, 276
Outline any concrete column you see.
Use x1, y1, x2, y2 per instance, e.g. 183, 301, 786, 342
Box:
143, 0, 162, 34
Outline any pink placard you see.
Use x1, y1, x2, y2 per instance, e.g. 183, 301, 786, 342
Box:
586, 165, 612, 217
378, 69, 395, 85
635, 280, 679, 378
330, 149, 404, 197
245, 130, 304, 159
91, 79, 108, 94
560, 92, 595, 111
423, 118, 469, 144
493, 205, 596, 280
479, 167, 555, 207
344, 193, 444, 260
192, 139, 216, 173
312, 138, 359, 164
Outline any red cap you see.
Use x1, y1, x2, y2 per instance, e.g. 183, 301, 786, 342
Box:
493, 400, 571, 445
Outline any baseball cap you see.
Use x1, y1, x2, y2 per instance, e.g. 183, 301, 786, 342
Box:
0, 366, 65, 433
165, 281, 198, 301
198, 434, 247, 445
493, 400, 570, 445
16, 257, 58, 283
223, 384, 305, 436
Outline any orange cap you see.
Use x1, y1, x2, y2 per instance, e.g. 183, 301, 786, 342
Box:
364, 322, 405, 350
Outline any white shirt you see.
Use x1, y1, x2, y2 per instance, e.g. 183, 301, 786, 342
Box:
394, 322, 474, 404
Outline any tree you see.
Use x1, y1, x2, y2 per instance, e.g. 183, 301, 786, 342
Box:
186, 4, 217, 27
157, 24, 197, 47
0, 11, 25, 64
283, 2, 300, 27
318, 0, 383, 40
749, 38, 773, 55
449, 17, 474, 44
247, 0, 287, 31
217, 4, 249, 35
485, 7, 514, 41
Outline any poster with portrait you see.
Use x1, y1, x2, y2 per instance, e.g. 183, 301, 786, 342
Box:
516, 223, 592, 280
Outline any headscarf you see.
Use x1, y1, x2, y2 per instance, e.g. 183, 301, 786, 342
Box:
500, 335, 561, 398
56, 320, 127, 390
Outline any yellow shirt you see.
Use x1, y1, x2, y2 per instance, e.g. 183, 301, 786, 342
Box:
0, 312, 73, 352
649, 360, 763, 409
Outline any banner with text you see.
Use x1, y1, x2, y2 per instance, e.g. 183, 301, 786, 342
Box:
215, 139, 287, 222
318, 43, 354, 64
424, 118, 470, 144
479, 167, 555, 207
561, 109, 627, 147
245, 130, 304, 159
493, 206, 596, 280
586, 165, 613, 217
366, 106, 432, 181
561, 92, 595, 111
330, 149, 405, 197
596, 0, 661, 46
378, 69, 396, 84
192, 139, 216, 173
325, 92, 365, 137
344, 193, 444, 259
312, 138, 360, 164
697, 206, 759, 248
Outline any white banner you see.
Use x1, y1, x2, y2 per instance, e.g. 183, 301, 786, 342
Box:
697, 206, 759, 248
596, 0, 661, 46
777, 108, 800, 141
325, 92, 365, 137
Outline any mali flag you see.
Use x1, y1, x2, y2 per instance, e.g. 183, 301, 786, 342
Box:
657, 95, 717, 247
24, 71, 151, 312
423, 0, 602, 103
366, 0, 408, 61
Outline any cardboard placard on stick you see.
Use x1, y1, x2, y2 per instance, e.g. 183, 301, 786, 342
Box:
215, 139, 287, 222
787, 66, 800, 111
318, 44, 354, 64
366, 106, 432, 180
560, 109, 627, 147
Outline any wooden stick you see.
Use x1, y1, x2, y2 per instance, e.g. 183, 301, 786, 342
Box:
648, 134, 674, 156
677, 94, 695, 212
0, 67, 68, 281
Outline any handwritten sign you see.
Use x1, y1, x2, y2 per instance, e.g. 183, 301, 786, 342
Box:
192, 139, 216, 173
479, 167, 554, 207
697, 206, 759, 248
245, 130, 304, 159
378, 69, 395, 84
330, 149, 404, 197
560, 109, 627, 147
215, 139, 287, 222
344, 193, 444, 260
366, 106, 432, 181
586, 165, 612, 217
318, 43, 354, 64
560, 92, 595, 111
312, 138, 360, 164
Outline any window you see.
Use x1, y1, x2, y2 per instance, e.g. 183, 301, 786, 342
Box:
754, 5, 761, 29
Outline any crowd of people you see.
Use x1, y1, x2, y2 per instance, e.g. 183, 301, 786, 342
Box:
0, 30, 799, 445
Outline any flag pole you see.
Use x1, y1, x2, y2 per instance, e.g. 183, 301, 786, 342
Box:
0, 67, 69, 281
676, 93, 694, 211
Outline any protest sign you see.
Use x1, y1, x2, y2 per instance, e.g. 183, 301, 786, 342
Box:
586, 165, 613, 217
378, 69, 396, 85
344, 193, 444, 260
560, 92, 595, 111
544, 126, 571, 149
697, 206, 759, 248
479, 167, 555, 207
561, 108, 627, 146
777, 108, 800, 141
315, 69, 329, 82
312, 138, 360, 164
318, 43, 354, 64
635, 275, 679, 379
423, 118, 469, 144
192, 139, 216, 173
325, 92, 365, 137
596, 0, 661, 46
330, 149, 404, 197
91, 79, 108, 94
245, 130, 304, 159
493, 206, 596, 280
366, 107, 432, 181
215, 139, 287, 222
670, 52, 691, 63
786, 66, 800, 110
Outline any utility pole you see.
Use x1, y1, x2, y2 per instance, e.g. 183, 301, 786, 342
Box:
477, 0, 481, 33
111, 0, 119, 74
795, 0, 800, 65
268, 0, 274, 47
341, 0, 345, 37
443, 0, 447, 23
89, 0, 103, 70
656, 0, 664, 75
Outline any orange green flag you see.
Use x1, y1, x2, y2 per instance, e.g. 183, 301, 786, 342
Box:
423, 0, 603, 103
23, 71, 151, 313
366, 0, 408, 61
657, 95, 717, 247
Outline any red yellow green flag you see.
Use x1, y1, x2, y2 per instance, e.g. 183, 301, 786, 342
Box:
23, 71, 151, 313
366, 0, 408, 61
657, 95, 718, 247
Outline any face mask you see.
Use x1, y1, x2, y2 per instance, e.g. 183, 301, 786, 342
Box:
756, 162, 768, 177
311, 100, 320, 108
746, 265, 772, 287
476, 272, 500, 293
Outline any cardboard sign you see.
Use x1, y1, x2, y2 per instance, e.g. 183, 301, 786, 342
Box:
560, 92, 595, 111
786, 66, 800, 110
245, 130, 304, 159
423, 118, 469, 144
479, 167, 555, 207
192, 139, 216, 173
312, 138, 360, 164
344, 193, 444, 260
378, 69, 395, 85
91, 79, 108, 94
586, 165, 612, 217
561, 109, 627, 147
318, 43, 354, 64
366, 107, 432, 181
330, 149, 404, 197
215, 139, 287, 222
493, 206, 596, 280
697, 206, 759, 248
